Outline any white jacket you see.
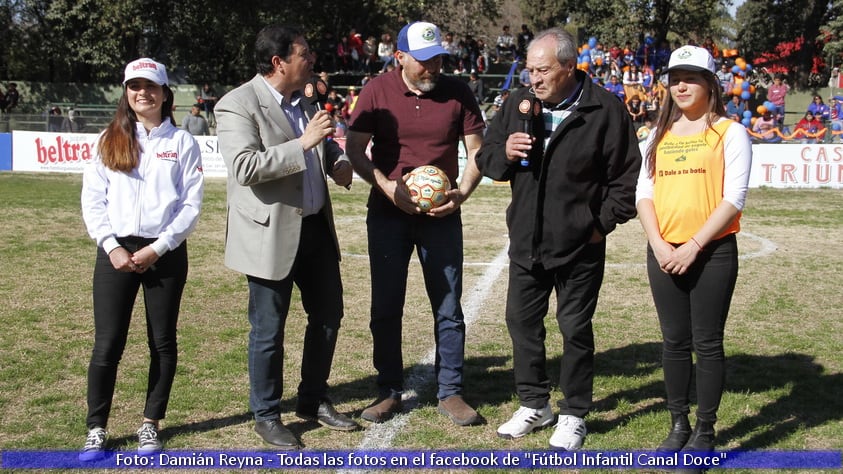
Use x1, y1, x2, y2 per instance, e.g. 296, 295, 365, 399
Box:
82, 120, 204, 256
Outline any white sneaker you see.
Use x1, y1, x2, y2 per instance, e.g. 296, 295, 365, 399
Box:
79, 427, 107, 461
549, 415, 587, 450
497, 404, 555, 439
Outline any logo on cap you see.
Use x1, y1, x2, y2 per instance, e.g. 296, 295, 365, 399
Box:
420, 26, 436, 42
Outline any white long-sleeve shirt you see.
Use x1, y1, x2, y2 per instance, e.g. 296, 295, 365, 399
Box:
82, 120, 204, 256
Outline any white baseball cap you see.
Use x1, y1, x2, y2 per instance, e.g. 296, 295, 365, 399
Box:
667, 46, 716, 74
397, 22, 447, 61
123, 58, 169, 86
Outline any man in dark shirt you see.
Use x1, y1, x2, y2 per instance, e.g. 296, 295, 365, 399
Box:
345, 20, 486, 428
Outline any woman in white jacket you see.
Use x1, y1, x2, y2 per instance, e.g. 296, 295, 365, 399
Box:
79, 58, 204, 460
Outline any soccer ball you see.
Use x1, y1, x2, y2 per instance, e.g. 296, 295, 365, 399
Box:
406, 165, 451, 212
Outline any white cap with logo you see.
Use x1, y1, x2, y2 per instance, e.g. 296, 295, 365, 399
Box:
123, 58, 169, 86
397, 22, 448, 61
667, 46, 716, 74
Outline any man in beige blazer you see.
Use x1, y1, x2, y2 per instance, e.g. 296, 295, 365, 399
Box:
215, 24, 357, 450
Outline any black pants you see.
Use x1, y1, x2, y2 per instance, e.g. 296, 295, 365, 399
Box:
505, 241, 606, 418
646, 234, 738, 423
85, 238, 187, 429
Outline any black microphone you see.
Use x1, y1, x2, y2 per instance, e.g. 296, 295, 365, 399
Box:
516, 98, 535, 167
305, 77, 351, 189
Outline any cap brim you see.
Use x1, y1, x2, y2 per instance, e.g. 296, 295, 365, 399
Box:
405, 46, 448, 61
667, 65, 712, 74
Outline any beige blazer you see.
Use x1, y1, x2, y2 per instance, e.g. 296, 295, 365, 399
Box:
215, 74, 345, 280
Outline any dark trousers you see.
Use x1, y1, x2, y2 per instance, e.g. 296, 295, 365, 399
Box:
505, 241, 606, 417
366, 211, 466, 400
646, 234, 738, 423
86, 238, 188, 429
246, 214, 343, 421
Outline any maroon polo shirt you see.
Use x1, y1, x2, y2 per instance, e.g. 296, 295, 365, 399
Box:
348, 67, 485, 184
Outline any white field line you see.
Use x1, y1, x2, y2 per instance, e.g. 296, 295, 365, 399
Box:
337, 243, 510, 473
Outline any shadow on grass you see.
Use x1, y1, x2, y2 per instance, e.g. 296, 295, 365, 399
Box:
131, 350, 836, 449
107, 412, 253, 449
721, 352, 841, 449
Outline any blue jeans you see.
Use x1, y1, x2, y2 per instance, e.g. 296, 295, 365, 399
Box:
246, 215, 344, 421
367, 210, 465, 399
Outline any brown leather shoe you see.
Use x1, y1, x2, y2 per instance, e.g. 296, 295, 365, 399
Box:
438, 395, 484, 426
361, 395, 402, 423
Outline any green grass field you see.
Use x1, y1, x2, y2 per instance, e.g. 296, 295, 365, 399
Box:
0, 173, 841, 473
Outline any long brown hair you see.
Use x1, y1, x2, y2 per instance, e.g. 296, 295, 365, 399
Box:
97, 85, 175, 172
644, 70, 726, 178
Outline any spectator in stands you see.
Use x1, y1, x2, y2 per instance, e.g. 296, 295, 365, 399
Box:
794, 111, 825, 143
752, 110, 781, 143
604, 74, 625, 101
442, 32, 459, 73
807, 95, 830, 122
725, 94, 747, 122
476, 39, 489, 73
4, 83, 20, 112
61, 108, 86, 133
378, 33, 396, 73
0, 88, 6, 113
517, 24, 533, 58
495, 25, 516, 63
701, 37, 720, 60
829, 96, 843, 142
519, 66, 531, 89
363, 35, 378, 73
486, 92, 507, 124
197, 83, 217, 127
348, 29, 365, 72
765, 74, 789, 124
622, 42, 636, 69
79, 57, 204, 461
47, 106, 63, 132
641, 64, 654, 91
468, 72, 485, 104
715, 63, 733, 95
182, 103, 210, 136
337, 36, 352, 73
626, 94, 646, 128
342, 85, 358, 120
326, 88, 345, 111
623, 64, 644, 89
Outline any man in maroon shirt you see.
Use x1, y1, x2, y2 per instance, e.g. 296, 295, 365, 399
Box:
345, 21, 486, 427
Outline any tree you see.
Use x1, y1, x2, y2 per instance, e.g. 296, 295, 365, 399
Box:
820, 0, 843, 69
737, 0, 830, 89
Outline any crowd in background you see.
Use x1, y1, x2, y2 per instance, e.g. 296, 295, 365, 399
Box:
10, 26, 841, 144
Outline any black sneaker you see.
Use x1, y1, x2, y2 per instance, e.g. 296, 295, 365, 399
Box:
79, 427, 107, 461
137, 422, 163, 454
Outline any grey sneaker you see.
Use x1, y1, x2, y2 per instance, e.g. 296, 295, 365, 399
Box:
137, 422, 163, 454
79, 427, 107, 461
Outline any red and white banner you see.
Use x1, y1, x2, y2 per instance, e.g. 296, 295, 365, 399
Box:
750, 144, 843, 188
11, 131, 227, 177
12, 131, 843, 188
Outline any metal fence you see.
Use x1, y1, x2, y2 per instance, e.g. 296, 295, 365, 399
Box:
0, 104, 116, 133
